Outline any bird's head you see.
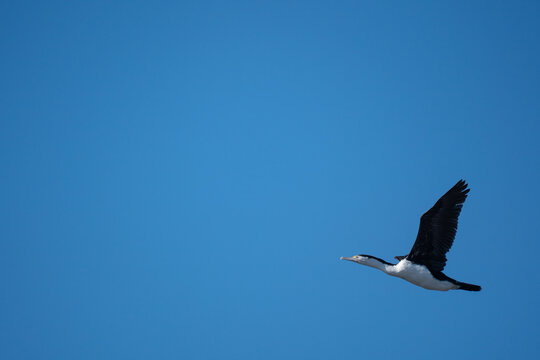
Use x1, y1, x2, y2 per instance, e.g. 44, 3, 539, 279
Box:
340, 254, 370, 264
340, 254, 392, 271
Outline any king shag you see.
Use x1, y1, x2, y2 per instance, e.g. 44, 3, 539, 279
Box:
341, 180, 481, 291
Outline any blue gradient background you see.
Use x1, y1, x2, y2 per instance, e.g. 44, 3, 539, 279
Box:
2, 1, 539, 359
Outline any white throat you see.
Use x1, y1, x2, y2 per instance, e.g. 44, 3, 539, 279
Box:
359, 258, 394, 274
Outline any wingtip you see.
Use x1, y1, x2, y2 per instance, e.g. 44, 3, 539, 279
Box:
456, 179, 469, 192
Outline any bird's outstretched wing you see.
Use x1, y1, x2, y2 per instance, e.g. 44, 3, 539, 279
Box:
405, 180, 470, 272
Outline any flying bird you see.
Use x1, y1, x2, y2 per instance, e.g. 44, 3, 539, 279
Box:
341, 180, 481, 291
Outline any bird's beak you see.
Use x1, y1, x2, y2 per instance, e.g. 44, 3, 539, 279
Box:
340, 256, 354, 262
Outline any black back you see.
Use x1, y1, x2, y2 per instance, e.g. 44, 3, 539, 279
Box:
405, 180, 470, 272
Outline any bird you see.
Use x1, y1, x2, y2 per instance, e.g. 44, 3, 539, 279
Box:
340, 180, 481, 291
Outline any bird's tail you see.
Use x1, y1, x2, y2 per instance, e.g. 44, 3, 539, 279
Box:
456, 281, 482, 291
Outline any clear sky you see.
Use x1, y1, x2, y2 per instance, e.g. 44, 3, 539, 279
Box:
2, 1, 540, 359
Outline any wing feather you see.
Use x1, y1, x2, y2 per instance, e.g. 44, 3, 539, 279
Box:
406, 180, 470, 272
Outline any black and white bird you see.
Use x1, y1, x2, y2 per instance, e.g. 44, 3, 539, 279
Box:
341, 180, 481, 291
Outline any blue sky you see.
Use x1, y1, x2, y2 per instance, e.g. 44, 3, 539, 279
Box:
1, 1, 540, 359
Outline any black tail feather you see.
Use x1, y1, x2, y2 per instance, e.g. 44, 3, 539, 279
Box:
456, 282, 481, 291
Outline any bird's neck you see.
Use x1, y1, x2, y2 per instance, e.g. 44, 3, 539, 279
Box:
362, 257, 394, 274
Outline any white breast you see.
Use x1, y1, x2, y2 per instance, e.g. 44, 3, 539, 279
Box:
388, 260, 458, 291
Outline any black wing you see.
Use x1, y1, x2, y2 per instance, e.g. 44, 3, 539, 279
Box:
405, 180, 470, 272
